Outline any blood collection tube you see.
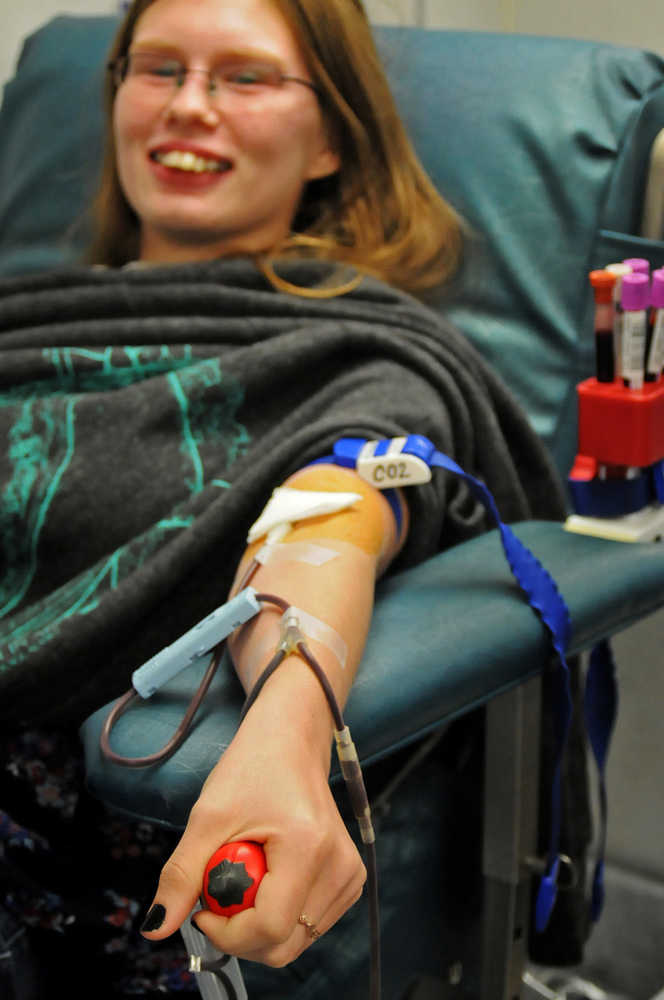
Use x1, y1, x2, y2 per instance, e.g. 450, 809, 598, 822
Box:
622, 257, 650, 276
589, 270, 616, 382
621, 272, 650, 390
606, 262, 632, 380
646, 268, 664, 382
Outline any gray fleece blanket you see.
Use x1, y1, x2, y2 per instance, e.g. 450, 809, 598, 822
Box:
0, 258, 592, 962
0, 258, 566, 725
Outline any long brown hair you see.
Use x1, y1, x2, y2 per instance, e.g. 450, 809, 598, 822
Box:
88, 0, 462, 296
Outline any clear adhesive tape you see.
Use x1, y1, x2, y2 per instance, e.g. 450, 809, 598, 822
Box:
287, 606, 348, 671
255, 541, 339, 568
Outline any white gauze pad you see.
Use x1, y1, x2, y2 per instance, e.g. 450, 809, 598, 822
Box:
248, 488, 363, 543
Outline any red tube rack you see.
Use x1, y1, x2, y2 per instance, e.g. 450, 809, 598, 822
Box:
576, 378, 664, 468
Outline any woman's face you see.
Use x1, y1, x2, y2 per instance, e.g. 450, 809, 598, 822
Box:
113, 0, 339, 262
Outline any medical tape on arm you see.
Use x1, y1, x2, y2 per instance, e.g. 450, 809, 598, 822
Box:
238, 602, 349, 691
278, 605, 348, 671
254, 540, 340, 569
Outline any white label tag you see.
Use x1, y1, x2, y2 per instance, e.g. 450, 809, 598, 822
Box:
356, 451, 431, 488
621, 311, 646, 384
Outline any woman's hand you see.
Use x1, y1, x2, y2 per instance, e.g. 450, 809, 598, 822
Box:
140, 655, 366, 965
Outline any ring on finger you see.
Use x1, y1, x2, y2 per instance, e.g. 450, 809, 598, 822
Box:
298, 913, 321, 941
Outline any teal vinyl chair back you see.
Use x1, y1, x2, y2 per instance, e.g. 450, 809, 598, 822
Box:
380, 31, 664, 474
3, 21, 664, 472
2, 17, 664, 1000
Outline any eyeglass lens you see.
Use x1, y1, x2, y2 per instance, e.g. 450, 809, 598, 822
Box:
122, 52, 289, 93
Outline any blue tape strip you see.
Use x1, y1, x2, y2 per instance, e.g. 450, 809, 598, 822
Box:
320, 434, 607, 931
584, 638, 618, 922
428, 448, 574, 931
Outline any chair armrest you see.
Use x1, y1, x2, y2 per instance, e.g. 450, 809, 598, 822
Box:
80, 522, 664, 828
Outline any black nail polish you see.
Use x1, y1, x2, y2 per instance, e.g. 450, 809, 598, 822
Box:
141, 903, 166, 933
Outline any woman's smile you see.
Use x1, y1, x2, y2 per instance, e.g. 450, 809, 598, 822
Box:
147, 140, 234, 190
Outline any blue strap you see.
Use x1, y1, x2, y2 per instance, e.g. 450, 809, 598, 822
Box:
327, 433, 620, 930
584, 638, 618, 922
426, 449, 574, 931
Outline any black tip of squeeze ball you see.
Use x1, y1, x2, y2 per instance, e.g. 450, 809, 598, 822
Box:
207, 859, 254, 907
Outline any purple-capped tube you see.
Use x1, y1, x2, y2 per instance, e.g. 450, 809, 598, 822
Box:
623, 257, 650, 275
646, 268, 664, 382
621, 272, 650, 390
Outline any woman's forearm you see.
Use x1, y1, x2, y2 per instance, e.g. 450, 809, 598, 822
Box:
139, 466, 407, 962
228, 464, 407, 739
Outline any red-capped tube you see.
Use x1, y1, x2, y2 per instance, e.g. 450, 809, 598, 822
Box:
589, 270, 616, 383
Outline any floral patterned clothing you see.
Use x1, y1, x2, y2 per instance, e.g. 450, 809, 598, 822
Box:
0, 727, 195, 998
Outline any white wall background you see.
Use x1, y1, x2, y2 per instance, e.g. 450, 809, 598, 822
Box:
4, 0, 664, 92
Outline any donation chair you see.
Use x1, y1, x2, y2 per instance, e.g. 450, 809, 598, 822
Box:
2, 18, 664, 1000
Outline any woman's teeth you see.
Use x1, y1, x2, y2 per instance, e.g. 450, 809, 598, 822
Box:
152, 150, 228, 173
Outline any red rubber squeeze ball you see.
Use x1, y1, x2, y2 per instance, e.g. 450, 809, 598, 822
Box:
202, 841, 267, 917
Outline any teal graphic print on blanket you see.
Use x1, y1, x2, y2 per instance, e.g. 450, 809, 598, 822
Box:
0, 259, 568, 727
0, 344, 249, 661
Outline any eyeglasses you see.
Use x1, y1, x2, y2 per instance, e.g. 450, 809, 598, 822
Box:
108, 51, 320, 99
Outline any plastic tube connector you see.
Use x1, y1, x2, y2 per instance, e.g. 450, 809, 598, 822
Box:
277, 607, 348, 670
132, 588, 261, 698
334, 726, 375, 845
277, 608, 305, 657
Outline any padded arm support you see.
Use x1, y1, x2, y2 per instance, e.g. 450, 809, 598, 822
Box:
81, 522, 664, 829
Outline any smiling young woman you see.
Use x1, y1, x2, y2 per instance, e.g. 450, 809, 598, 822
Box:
88, 0, 462, 294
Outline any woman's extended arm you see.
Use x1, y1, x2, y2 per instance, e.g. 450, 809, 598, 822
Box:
140, 466, 407, 965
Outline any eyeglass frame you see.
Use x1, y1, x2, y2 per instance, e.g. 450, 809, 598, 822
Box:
107, 52, 322, 99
